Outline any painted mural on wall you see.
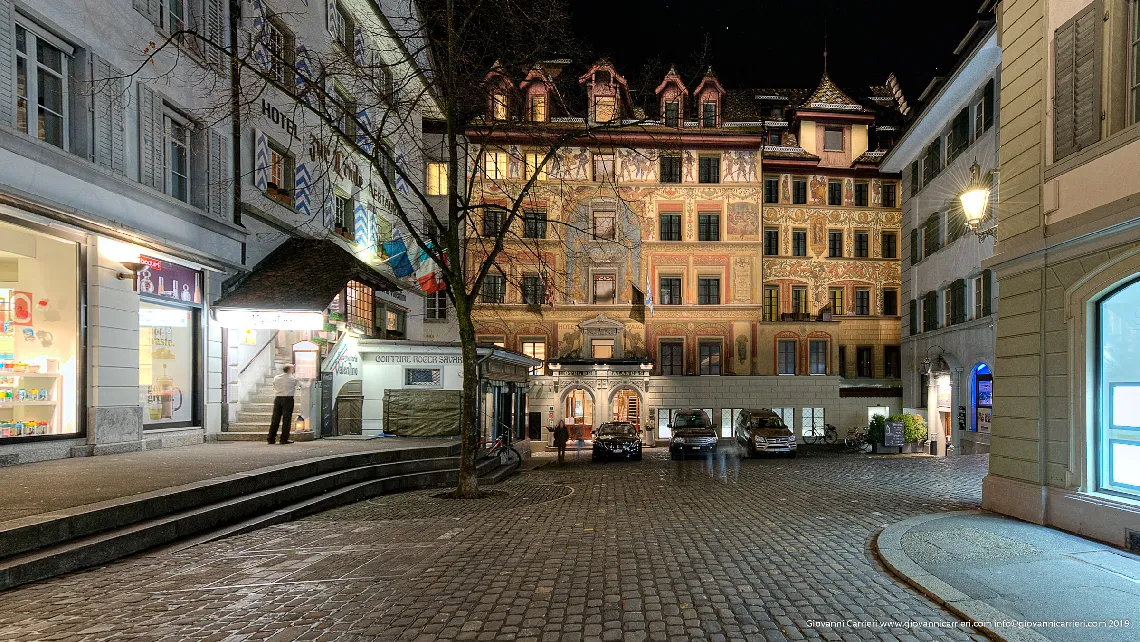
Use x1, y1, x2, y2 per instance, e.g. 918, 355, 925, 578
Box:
617, 149, 658, 182
552, 147, 592, 181
843, 178, 854, 206
809, 175, 827, 204
682, 150, 697, 182
563, 198, 643, 305
722, 151, 758, 183
871, 179, 882, 206
781, 174, 792, 203
732, 257, 752, 304
726, 201, 759, 239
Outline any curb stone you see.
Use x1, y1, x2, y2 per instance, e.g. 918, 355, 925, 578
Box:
872, 510, 1051, 642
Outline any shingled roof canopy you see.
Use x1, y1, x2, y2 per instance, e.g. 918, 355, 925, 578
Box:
213, 238, 402, 311
800, 74, 869, 113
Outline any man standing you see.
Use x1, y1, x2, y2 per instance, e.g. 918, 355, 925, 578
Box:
268, 364, 298, 445
553, 419, 569, 463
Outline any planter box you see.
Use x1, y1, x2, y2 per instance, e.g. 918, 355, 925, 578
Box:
872, 443, 901, 454
900, 442, 925, 454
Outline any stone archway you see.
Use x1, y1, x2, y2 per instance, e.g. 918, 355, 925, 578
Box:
607, 385, 643, 426
560, 387, 596, 440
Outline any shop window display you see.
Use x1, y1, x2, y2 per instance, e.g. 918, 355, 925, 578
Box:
139, 302, 196, 426
0, 220, 80, 439
1098, 279, 1140, 497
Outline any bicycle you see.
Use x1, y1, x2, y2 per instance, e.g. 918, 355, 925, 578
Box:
802, 423, 838, 445
844, 425, 869, 451
484, 433, 521, 467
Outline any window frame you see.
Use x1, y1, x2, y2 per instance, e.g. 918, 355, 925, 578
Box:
881, 181, 897, 208
855, 346, 873, 378
659, 213, 682, 241
881, 232, 897, 259
592, 272, 616, 304
698, 155, 720, 184
698, 341, 722, 375
764, 228, 780, 256
823, 127, 843, 151
827, 230, 843, 258
854, 231, 870, 258
659, 155, 682, 183
883, 288, 899, 316
594, 95, 616, 123
163, 109, 191, 203
482, 209, 503, 237
827, 180, 843, 206
809, 340, 828, 375
592, 211, 616, 240
697, 213, 721, 241
763, 286, 779, 321
14, 22, 72, 151
854, 181, 869, 207
523, 210, 547, 239
854, 288, 871, 316
792, 177, 807, 204
791, 286, 808, 315
663, 100, 680, 128
521, 274, 545, 305
426, 162, 449, 196
521, 339, 546, 376
530, 94, 547, 122
829, 287, 844, 315
763, 176, 779, 203
659, 276, 682, 305
659, 340, 684, 375
701, 101, 717, 128
265, 138, 295, 206
481, 274, 506, 304
593, 153, 615, 182
425, 290, 448, 320
884, 346, 901, 378
697, 277, 720, 305
777, 339, 797, 375
792, 229, 807, 256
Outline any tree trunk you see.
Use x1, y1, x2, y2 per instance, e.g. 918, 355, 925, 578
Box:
453, 294, 482, 498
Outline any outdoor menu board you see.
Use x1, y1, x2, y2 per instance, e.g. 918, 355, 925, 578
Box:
884, 420, 905, 447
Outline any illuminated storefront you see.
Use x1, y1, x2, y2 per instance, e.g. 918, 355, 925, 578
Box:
136, 256, 203, 429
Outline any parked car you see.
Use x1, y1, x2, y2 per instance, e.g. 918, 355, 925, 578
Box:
668, 410, 718, 458
592, 422, 643, 461
735, 409, 797, 457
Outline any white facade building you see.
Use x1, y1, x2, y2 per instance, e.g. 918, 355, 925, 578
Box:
881, 10, 1000, 456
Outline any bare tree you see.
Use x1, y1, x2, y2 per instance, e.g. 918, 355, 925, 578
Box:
122, 0, 669, 497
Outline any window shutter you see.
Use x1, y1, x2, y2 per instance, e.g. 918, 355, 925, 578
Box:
252, 128, 269, 191
983, 78, 995, 131
981, 269, 992, 317
204, 0, 226, 70
0, 0, 14, 127
134, 0, 160, 25
910, 161, 920, 196
909, 299, 918, 336
91, 55, 126, 175
320, 179, 335, 229
137, 84, 164, 190
952, 279, 967, 324
353, 24, 366, 66
1054, 3, 1102, 160
294, 161, 312, 218
327, 0, 339, 36
207, 130, 229, 218
910, 228, 919, 264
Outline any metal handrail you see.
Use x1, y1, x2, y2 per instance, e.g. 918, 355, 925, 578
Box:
238, 330, 280, 375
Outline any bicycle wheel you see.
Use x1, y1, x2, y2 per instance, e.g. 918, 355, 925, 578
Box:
824, 426, 838, 445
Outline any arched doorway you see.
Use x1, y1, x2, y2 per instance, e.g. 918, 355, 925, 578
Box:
609, 387, 642, 426
562, 388, 594, 441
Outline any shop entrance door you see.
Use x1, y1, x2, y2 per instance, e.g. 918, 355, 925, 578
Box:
611, 388, 641, 425
563, 388, 593, 441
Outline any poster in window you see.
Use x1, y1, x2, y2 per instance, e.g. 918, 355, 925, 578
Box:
978, 379, 993, 406
139, 302, 195, 425
977, 406, 992, 433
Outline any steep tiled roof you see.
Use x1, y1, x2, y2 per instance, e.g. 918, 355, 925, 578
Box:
763, 146, 820, 161
853, 150, 887, 165
800, 74, 869, 113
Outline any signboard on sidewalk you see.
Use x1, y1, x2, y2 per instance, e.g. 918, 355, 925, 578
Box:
884, 420, 905, 447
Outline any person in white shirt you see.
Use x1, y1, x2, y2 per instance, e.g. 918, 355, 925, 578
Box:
268, 365, 299, 444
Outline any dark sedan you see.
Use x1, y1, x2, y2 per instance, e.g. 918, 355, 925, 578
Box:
592, 422, 643, 461
668, 410, 719, 458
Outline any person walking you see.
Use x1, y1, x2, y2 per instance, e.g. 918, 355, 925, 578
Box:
268, 364, 298, 445
553, 419, 569, 463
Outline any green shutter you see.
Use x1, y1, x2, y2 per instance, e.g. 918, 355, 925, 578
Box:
981, 269, 992, 317
983, 78, 995, 131
951, 279, 967, 325
1054, 1, 1102, 161
910, 161, 920, 196
909, 299, 918, 336
910, 228, 920, 264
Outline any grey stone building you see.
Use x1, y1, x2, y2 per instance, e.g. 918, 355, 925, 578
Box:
881, 4, 1000, 456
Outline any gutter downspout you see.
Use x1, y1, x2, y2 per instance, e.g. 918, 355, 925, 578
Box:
229, 0, 244, 231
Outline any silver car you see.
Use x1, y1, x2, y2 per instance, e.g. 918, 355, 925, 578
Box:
735, 409, 797, 457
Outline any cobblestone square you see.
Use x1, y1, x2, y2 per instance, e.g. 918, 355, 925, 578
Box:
0, 449, 990, 641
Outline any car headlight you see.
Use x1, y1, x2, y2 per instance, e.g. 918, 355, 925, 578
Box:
754, 435, 766, 442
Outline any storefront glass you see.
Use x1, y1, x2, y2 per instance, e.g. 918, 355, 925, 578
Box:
139, 301, 197, 427
1098, 279, 1140, 498
0, 219, 80, 439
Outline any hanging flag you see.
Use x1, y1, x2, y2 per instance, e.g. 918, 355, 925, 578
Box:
382, 234, 414, 278
645, 274, 654, 316
414, 245, 443, 293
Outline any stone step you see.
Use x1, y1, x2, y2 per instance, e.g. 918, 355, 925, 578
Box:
215, 431, 316, 442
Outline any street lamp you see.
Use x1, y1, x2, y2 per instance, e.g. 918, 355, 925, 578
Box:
960, 158, 997, 240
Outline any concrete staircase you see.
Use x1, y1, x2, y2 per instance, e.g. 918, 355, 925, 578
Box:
0, 444, 516, 591
219, 359, 314, 442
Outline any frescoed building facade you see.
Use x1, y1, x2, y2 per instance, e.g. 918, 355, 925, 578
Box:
469, 61, 909, 444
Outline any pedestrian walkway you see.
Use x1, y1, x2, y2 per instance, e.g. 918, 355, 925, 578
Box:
875, 510, 1140, 642
0, 437, 450, 523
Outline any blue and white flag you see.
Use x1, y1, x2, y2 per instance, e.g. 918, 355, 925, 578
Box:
645, 274, 654, 316
382, 234, 414, 278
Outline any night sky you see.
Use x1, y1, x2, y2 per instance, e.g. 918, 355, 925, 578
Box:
570, 1, 982, 101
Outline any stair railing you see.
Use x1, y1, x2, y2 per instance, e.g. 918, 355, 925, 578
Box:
239, 330, 280, 376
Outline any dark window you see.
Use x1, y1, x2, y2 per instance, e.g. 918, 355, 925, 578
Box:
664, 101, 680, 127
883, 289, 899, 316
336, 193, 354, 236
855, 289, 870, 315
884, 346, 901, 378
823, 128, 843, 151
764, 177, 779, 203
522, 275, 544, 305
856, 347, 873, 378
699, 342, 721, 375
791, 287, 808, 314
698, 214, 720, 241
778, 340, 796, 374
523, 211, 547, 239
660, 341, 683, 375
593, 273, 616, 304
854, 231, 869, 258
854, 182, 869, 206
947, 107, 970, 162
660, 155, 682, 183
809, 340, 828, 375
792, 178, 807, 204
839, 345, 847, 377
659, 277, 682, 305
697, 278, 720, 305
482, 275, 505, 303
983, 78, 995, 132
792, 230, 807, 256
764, 229, 780, 256
882, 181, 897, 207
828, 181, 843, 205
763, 286, 779, 321
701, 101, 717, 127
828, 231, 843, 258
659, 213, 681, 241
698, 156, 720, 183
425, 290, 448, 320
881, 232, 897, 259
950, 278, 967, 325
482, 210, 503, 236
924, 214, 941, 257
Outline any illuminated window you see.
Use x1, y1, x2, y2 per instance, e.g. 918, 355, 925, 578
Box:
426, 162, 448, 196
524, 153, 548, 180
530, 95, 547, 122
591, 339, 614, 359
521, 340, 546, 375
344, 281, 373, 332
492, 93, 508, 120
483, 151, 508, 180
594, 96, 616, 123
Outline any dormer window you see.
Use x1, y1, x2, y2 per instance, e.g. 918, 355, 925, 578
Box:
530, 94, 546, 122
701, 102, 717, 128
596, 70, 611, 84
492, 93, 508, 121
824, 128, 844, 151
664, 101, 680, 127
595, 96, 616, 123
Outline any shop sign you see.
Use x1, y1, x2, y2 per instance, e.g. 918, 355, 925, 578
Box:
884, 420, 905, 447
138, 256, 201, 303
261, 99, 298, 137
215, 309, 325, 330
375, 354, 462, 364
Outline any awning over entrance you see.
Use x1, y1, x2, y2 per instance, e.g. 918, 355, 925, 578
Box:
213, 238, 402, 313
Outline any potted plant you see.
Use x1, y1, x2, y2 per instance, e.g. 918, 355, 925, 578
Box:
891, 413, 929, 453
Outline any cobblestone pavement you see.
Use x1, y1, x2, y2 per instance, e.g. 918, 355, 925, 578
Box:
0, 447, 991, 642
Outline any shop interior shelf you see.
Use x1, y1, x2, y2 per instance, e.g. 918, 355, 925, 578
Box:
0, 371, 62, 378
0, 401, 56, 407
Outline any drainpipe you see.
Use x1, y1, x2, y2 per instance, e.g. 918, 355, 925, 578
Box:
229, 0, 243, 229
